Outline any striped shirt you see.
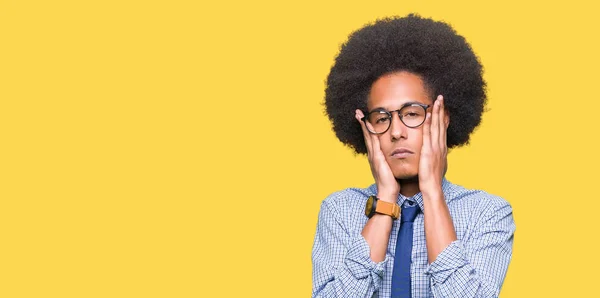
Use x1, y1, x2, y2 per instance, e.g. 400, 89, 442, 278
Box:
312, 178, 515, 297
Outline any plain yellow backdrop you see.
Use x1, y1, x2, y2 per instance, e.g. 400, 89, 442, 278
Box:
1, 0, 599, 297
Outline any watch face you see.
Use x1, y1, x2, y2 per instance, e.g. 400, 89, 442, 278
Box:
365, 196, 374, 216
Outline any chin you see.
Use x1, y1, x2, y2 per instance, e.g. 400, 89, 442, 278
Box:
388, 159, 417, 179
394, 173, 418, 180
391, 166, 418, 180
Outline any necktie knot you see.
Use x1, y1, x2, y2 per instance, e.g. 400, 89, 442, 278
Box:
400, 204, 420, 223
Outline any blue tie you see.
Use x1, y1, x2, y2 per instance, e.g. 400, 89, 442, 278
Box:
391, 203, 421, 298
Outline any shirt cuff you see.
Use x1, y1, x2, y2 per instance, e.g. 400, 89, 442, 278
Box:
344, 235, 390, 288
424, 240, 469, 285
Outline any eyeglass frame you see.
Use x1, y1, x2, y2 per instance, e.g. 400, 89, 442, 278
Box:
360, 102, 431, 134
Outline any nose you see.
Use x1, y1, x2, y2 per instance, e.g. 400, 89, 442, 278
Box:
389, 111, 407, 140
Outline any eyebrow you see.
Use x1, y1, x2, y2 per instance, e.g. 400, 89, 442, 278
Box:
370, 101, 425, 112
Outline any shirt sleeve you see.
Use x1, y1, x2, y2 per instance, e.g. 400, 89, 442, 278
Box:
424, 199, 516, 298
312, 200, 390, 298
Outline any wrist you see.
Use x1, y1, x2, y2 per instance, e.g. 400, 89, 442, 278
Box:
368, 195, 400, 220
421, 187, 444, 201
376, 192, 398, 203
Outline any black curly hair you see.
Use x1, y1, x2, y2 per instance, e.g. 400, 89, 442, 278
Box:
324, 14, 487, 155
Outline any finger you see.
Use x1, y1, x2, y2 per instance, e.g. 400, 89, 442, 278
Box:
370, 126, 383, 158
422, 111, 432, 151
366, 121, 383, 160
355, 109, 373, 156
431, 95, 440, 151
438, 95, 447, 152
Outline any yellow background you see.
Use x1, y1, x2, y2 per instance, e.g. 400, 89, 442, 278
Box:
1, 0, 599, 297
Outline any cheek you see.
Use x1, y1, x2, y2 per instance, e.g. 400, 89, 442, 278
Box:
376, 134, 393, 153
409, 129, 424, 150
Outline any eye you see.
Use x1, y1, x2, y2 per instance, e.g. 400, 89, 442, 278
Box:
401, 107, 425, 118
376, 117, 390, 124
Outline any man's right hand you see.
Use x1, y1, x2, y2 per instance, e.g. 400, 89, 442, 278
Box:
355, 109, 400, 202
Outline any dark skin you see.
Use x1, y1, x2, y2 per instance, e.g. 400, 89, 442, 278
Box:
355, 71, 456, 264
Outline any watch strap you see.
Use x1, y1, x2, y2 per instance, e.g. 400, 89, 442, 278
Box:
375, 199, 400, 220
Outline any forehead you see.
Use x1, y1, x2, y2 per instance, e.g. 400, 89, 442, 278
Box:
367, 71, 432, 110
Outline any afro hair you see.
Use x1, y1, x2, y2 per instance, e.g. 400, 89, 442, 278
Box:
324, 14, 487, 155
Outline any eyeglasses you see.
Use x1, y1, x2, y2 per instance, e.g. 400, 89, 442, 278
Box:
361, 103, 430, 134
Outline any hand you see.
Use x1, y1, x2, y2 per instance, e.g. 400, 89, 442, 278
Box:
355, 109, 400, 202
418, 95, 449, 194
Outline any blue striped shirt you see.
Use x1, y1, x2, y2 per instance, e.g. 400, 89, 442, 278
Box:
312, 178, 515, 297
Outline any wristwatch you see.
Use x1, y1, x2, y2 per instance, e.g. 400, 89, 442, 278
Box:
364, 195, 400, 220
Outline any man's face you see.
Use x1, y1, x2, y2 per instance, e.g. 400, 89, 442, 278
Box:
367, 71, 433, 180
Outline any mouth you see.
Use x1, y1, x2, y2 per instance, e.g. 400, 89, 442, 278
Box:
391, 148, 414, 159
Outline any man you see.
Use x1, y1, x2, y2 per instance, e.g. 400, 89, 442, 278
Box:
312, 14, 516, 297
